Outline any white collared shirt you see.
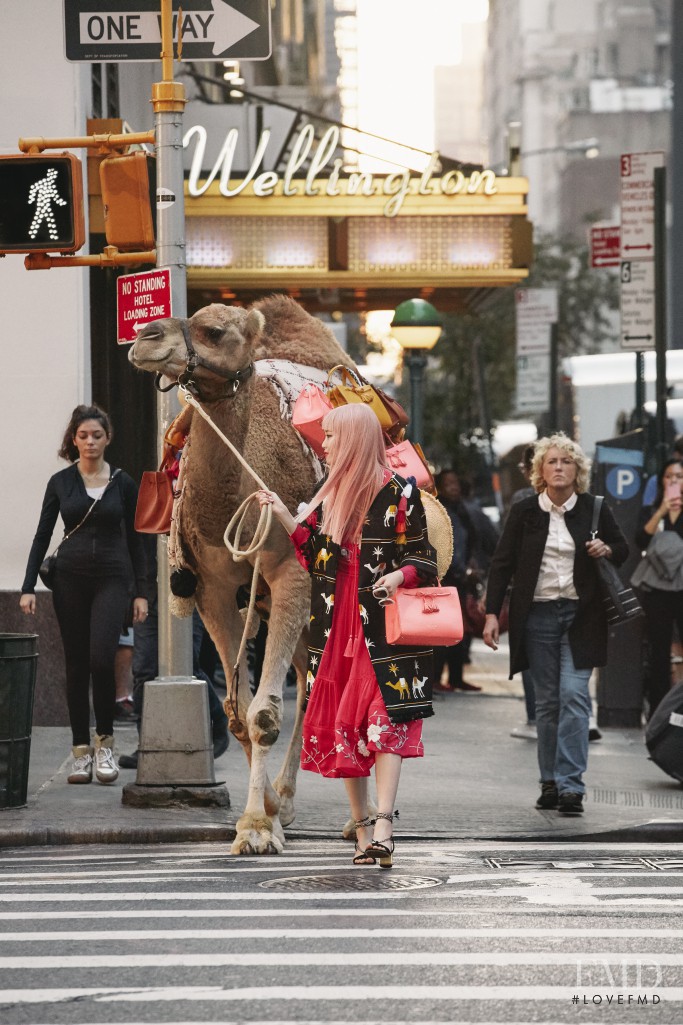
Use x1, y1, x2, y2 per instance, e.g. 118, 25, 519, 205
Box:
533, 490, 579, 601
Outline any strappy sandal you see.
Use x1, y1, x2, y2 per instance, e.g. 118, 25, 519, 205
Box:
365, 811, 395, 869
352, 816, 376, 865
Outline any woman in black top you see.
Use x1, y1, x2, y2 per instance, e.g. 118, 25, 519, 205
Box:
636, 457, 683, 715
20, 405, 148, 785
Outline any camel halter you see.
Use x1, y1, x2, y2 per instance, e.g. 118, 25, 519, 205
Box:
155, 322, 255, 398
178, 384, 275, 722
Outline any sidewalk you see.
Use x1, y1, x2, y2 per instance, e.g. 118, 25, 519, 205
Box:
2, 641, 682, 847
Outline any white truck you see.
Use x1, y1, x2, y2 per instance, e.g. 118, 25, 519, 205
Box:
561, 350, 683, 458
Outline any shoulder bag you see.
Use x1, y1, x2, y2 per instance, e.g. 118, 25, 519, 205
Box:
326, 364, 396, 432
292, 382, 333, 457
134, 449, 176, 534
384, 586, 463, 646
38, 471, 117, 589
591, 496, 644, 625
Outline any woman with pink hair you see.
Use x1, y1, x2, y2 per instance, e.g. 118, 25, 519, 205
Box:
259, 403, 437, 867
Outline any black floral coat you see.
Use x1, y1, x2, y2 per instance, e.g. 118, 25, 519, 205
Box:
295, 474, 438, 723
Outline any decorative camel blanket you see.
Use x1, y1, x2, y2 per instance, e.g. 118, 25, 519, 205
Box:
255, 359, 330, 479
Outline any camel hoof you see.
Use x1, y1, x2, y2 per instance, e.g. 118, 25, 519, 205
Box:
231, 814, 285, 856
273, 781, 296, 827
230, 829, 284, 857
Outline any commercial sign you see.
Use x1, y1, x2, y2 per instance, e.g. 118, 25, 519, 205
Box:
590, 223, 620, 269
184, 124, 499, 219
619, 151, 665, 259
515, 288, 558, 412
63, 0, 271, 62
117, 267, 171, 343
620, 260, 655, 351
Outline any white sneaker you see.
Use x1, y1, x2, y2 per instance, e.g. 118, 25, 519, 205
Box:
510, 721, 537, 740
67, 746, 93, 784
94, 743, 119, 784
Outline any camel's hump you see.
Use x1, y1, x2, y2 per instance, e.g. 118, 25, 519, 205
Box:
251, 295, 356, 373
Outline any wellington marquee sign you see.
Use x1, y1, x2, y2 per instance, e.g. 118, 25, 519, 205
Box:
183, 123, 499, 218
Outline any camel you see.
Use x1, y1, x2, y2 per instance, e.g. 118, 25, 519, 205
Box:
314, 548, 333, 571
385, 678, 411, 701
128, 295, 355, 855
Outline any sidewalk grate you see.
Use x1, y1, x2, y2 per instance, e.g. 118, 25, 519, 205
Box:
590, 787, 683, 809
260, 874, 443, 892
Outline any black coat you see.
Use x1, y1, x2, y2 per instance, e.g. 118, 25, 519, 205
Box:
22, 464, 147, 597
485, 492, 629, 677
296, 474, 438, 723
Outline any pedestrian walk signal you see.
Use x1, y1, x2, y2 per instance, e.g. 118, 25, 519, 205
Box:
0, 153, 85, 255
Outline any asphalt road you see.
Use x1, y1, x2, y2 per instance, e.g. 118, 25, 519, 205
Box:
0, 839, 681, 1023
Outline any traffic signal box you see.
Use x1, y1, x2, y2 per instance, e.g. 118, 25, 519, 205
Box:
100, 151, 156, 251
0, 153, 85, 254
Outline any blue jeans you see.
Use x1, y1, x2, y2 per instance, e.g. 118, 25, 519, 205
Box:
525, 600, 591, 795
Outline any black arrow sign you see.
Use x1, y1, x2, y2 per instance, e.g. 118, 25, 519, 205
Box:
64, 0, 271, 62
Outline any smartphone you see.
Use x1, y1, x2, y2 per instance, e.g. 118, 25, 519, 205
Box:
665, 480, 681, 502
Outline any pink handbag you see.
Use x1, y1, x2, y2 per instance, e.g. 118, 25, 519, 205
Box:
292, 384, 333, 457
385, 586, 463, 646
385, 438, 434, 490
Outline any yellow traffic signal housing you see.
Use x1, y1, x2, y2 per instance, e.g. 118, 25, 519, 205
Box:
0, 153, 85, 254
100, 151, 156, 252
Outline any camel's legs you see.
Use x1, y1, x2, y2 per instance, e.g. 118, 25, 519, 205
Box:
238, 570, 308, 848
272, 632, 309, 827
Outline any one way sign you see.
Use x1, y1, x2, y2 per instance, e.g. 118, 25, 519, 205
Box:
63, 0, 271, 62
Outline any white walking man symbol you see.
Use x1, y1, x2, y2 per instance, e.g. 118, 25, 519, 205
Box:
28, 168, 67, 241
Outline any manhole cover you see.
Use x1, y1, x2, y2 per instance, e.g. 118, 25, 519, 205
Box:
260, 873, 442, 892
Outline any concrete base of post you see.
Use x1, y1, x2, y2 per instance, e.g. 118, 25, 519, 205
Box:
135, 677, 216, 786
121, 782, 230, 809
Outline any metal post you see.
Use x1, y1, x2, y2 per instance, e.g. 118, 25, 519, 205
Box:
654, 165, 668, 470
634, 351, 645, 429
152, 0, 192, 678
406, 350, 427, 448
671, 1, 683, 349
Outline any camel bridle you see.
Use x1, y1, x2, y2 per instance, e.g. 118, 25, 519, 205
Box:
154, 320, 254, 398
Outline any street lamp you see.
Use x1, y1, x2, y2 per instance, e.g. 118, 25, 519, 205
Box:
390, 298, 442, 448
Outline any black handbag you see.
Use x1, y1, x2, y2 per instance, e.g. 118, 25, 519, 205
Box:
38, 554, 58, 589
591, 496, 644, 625
37, 472, 118, 590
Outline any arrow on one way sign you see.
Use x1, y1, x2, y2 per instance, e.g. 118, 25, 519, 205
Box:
64, 0, 271, 62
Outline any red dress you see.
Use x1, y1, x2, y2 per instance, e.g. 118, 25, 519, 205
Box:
297, 540, 424, 779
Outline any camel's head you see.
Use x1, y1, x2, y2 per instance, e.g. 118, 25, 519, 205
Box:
128, 303, 265, 397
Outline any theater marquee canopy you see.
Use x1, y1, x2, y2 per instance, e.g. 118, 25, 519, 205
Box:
183, 124, 532, 313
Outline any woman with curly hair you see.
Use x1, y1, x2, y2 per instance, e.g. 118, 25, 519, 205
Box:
483, 433, 628, 815
19, 405, 148, 786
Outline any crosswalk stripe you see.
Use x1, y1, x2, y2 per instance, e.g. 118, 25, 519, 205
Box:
1, 926, 680, 941
2, 905, 681, 918
0, 984, 676, 1004
0, 951, 679, 968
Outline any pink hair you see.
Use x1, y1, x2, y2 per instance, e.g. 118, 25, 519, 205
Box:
298, 404, 388, 544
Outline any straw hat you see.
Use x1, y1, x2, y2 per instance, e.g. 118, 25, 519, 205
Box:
421, 490, 453, 579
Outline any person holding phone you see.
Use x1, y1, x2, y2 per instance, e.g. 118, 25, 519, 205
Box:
257, 403, 437, 867
636, 457, 683, 714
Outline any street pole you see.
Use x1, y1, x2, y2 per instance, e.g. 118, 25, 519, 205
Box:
654, 165, 668, 470
405, 350, 427, 449
634, 351, 645, 428
152, 0, 192, 679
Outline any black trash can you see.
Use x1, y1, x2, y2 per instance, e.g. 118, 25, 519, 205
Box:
0, 634, 38, 809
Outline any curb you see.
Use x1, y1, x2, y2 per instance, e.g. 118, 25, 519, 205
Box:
2, 820, 683, 849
